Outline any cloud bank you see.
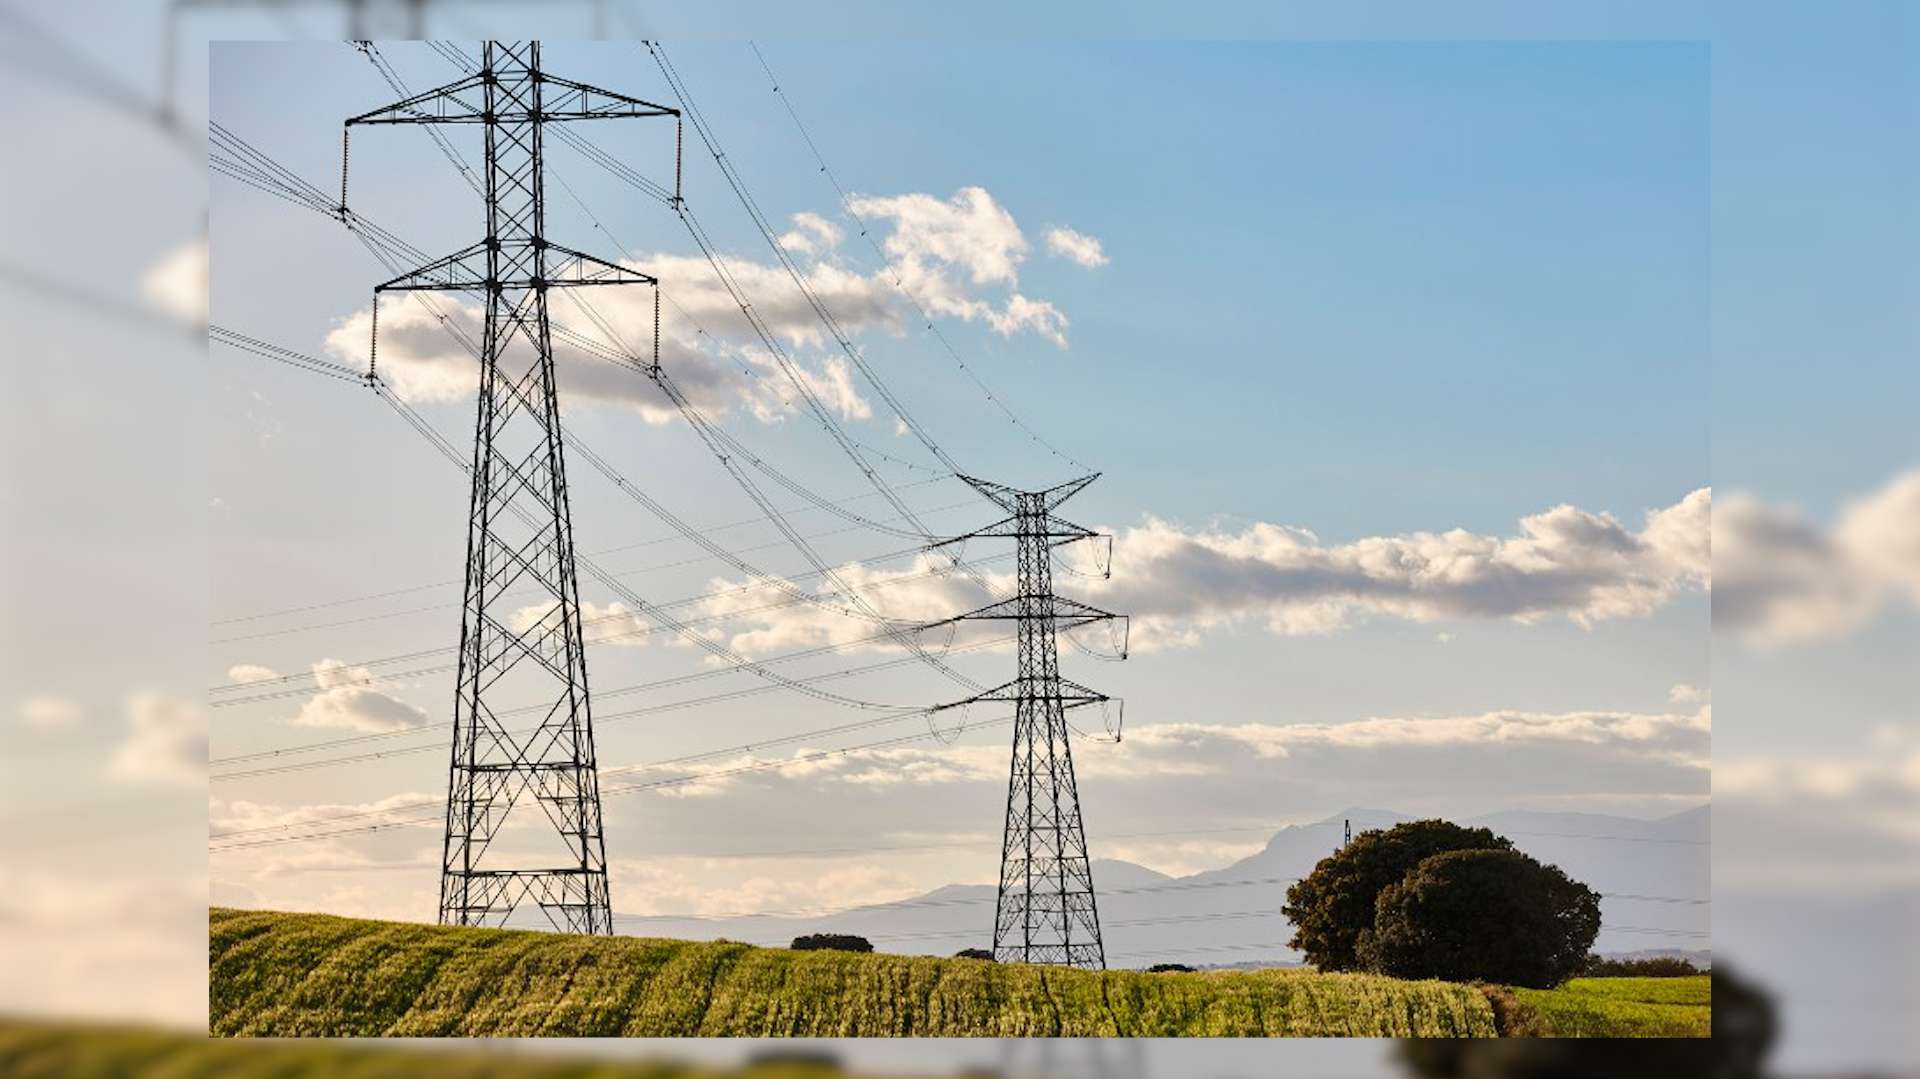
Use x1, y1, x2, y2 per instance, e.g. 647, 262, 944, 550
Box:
692, 489, 1712, 655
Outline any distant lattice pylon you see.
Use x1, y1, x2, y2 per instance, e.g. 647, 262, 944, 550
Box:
928, 474, 1129, 968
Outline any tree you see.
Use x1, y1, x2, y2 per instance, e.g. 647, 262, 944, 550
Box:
953, 947, 995, 961
1146, 963, 1197, 973
790, 933, 873, 953
1283, 819, 1512, 971
1357, 848, 1600, 988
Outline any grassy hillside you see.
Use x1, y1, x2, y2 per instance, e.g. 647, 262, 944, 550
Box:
0, 1018, 868, 1077
1502, 976, 1712, 1037
209, 907, 1496, 1038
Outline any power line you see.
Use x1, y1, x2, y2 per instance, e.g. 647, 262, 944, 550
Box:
210, 705, 1027, 853
211, 634, 1014, 783
203, 493, 984, 649
646, 40, 962, 482
210, 118, 988, 709
317, 58, 999, 695
745, 41, 1092, 475
207, 473, 950, 628
210, 621, 995, 768
213, 80, 1018, 671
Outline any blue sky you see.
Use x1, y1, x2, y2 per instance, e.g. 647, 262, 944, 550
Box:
198, 38, 1716, 948
210, 39, 1708, 540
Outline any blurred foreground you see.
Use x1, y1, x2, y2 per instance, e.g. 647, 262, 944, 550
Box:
0, 969, 1880, 1079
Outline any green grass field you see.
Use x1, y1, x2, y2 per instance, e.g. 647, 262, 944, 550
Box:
1504, 976, 1712, 1037
209, 907, 1496, 1038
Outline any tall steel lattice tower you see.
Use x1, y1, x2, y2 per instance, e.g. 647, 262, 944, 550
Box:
932, 474, 1129, 968
342, 42, 678, 934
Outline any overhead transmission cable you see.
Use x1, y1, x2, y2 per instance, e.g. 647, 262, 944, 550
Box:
329, 54, 993, 692
367, 43, 991, 698
644, 41, 961, 480
622, 42, 1054, 652
210, 706, 1029, 853
211, 113, 982, 707
211, 634, 1014, 783
206, 501, 979, 647
209, 472, 951, 629
745, 41, 1091, 475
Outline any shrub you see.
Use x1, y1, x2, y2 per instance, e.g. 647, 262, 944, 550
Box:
1283, 819, 1512, 971
1580, 954, 1706, 978
789, 933, 873, 953
953, 948, 995, 961
1146, 963, 1196, 973
1356, 848, 1600, 988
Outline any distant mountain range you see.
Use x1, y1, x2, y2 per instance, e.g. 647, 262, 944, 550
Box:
616, 805, 1710, 969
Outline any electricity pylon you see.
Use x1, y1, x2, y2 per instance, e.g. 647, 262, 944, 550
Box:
929, 474, 1129, 968
341, 41, 677, 934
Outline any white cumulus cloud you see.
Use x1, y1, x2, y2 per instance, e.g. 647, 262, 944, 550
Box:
1044, 226, 1109, 268
848, 186, 1072, 348
777, 211, 843, 257
289, 659, 426, 734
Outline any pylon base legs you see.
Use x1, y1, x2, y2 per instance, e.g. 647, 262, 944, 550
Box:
440, 867, 612, 935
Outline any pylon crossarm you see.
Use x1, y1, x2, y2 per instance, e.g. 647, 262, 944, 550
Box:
935, 680, 1110, 710
374, 240, 492, 293
954, 473, 1025, 512
347, 73, 489, 126
956, 472, 1100, 514
536, 75, 678, 121
925, 595, 1121, 634
925, 515, 1019, 549
348, 75, 676, 128
928, 678, 1016, 709
1034, 472, 1100, 511
543, 243, 658, 288
1049, 597, 1125, 627
1043, 520, 1102, 549
927, 515, 1099, 551
1054, 676, 1110, 703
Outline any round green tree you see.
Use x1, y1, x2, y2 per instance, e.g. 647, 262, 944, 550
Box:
1283, 819, 1512, 971
1357, 848, 1601, 987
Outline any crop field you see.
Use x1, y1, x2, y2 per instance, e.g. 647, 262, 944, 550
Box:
1505, 976, 1712, 1037
209, 907, 1497, 1038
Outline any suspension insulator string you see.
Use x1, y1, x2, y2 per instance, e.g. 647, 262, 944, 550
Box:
366, 292, 380, 382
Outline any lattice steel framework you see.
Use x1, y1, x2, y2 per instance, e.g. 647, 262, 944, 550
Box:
931, 474, 1129, 968
342, 41, 677, 934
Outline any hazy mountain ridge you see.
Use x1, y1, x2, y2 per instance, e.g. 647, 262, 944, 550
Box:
615, 805, 1710, 967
